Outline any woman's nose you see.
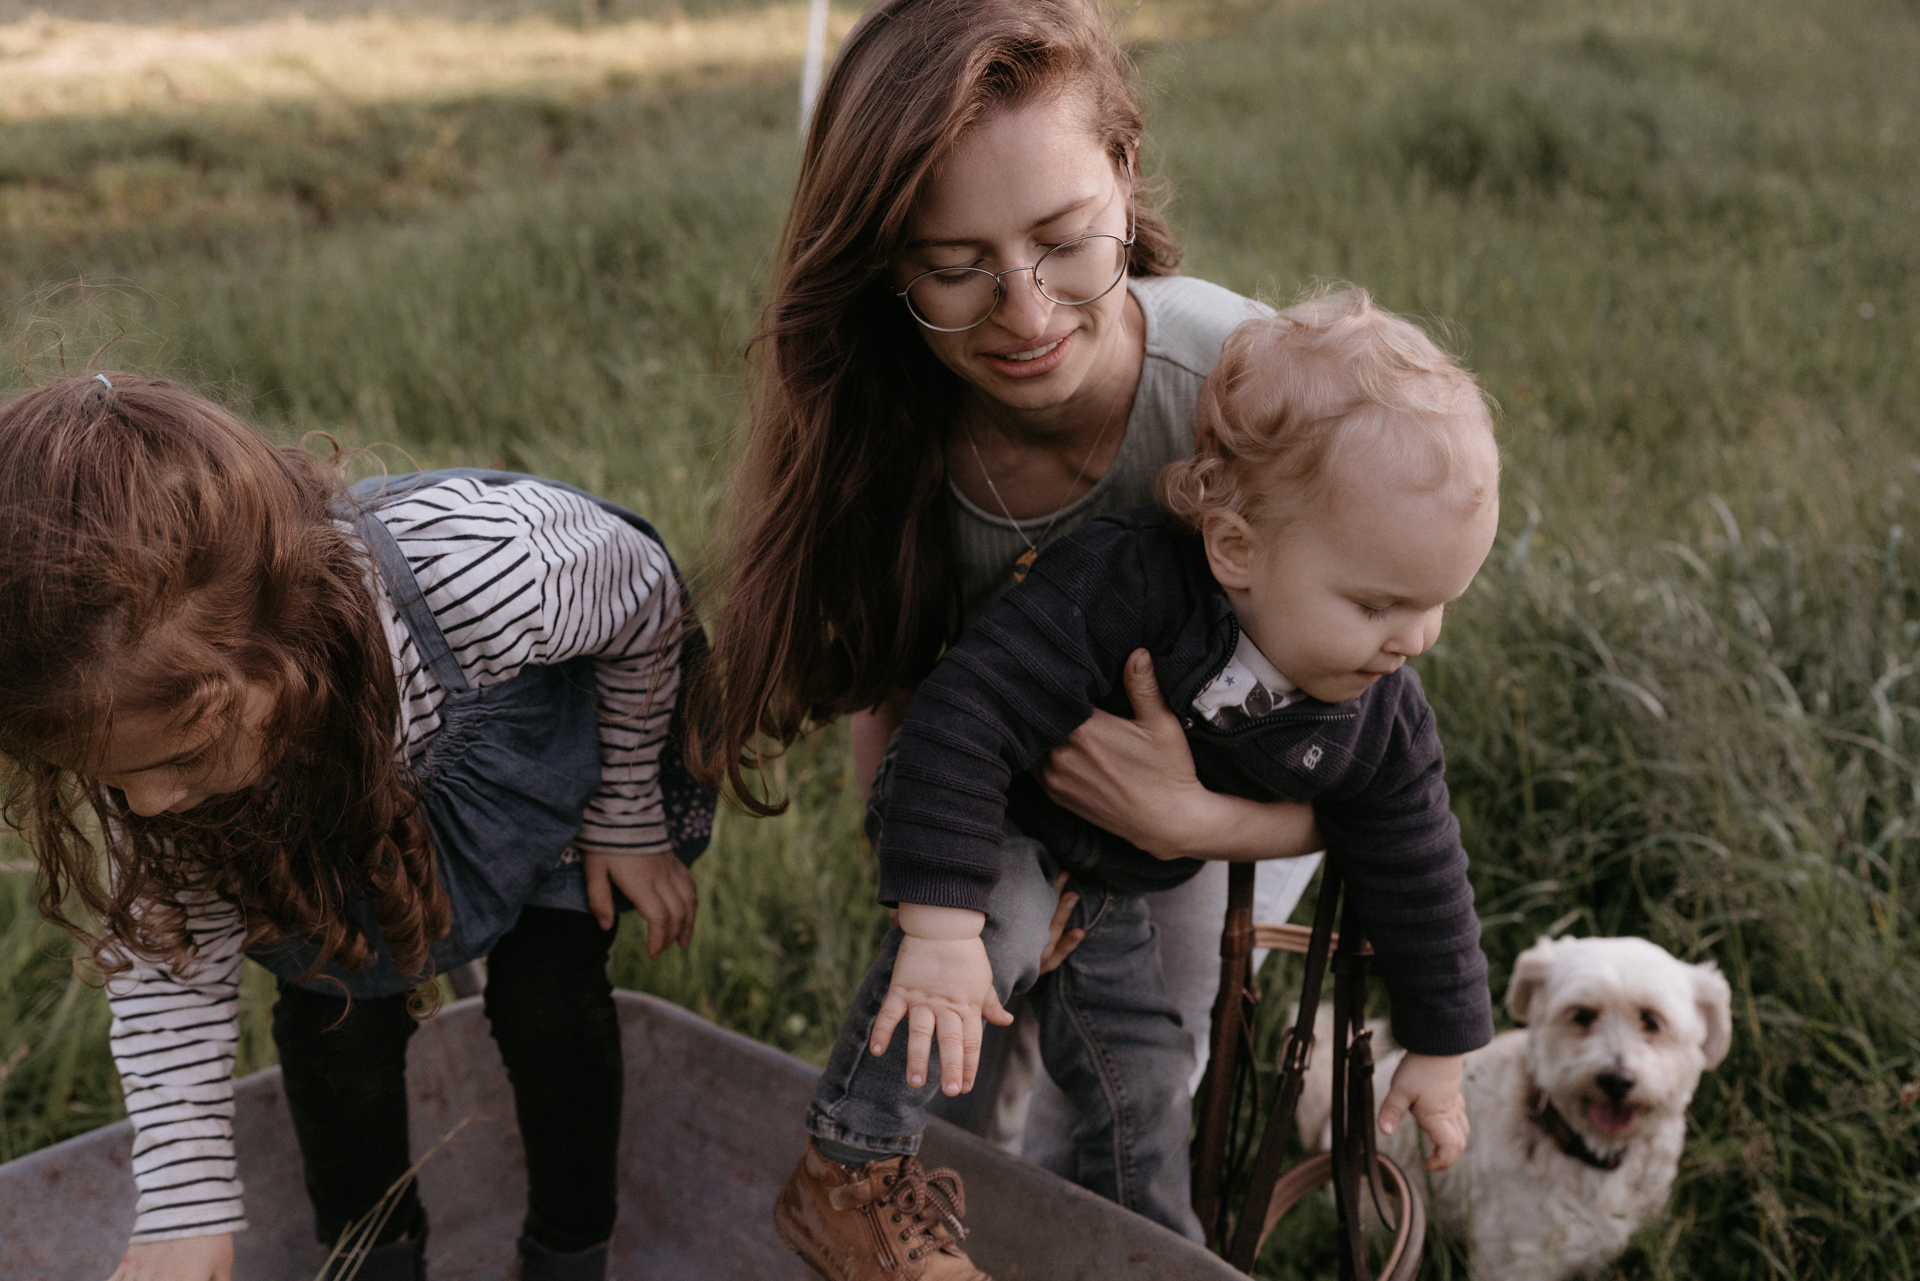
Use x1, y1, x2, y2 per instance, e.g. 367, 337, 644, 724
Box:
992, 269, 1054, 338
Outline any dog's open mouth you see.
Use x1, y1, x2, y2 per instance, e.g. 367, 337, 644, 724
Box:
1588, 1101, 1639, 1135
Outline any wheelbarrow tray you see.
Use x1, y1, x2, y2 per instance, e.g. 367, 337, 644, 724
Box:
0, 990, 1240, 1280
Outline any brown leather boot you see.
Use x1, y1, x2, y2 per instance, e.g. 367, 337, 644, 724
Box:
773, 1139, 993, 1281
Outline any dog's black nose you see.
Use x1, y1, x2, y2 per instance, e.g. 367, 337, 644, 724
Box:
1596, 1071, 1635, 1103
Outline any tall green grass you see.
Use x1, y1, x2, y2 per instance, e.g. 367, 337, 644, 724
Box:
2, 0, 1917, 1275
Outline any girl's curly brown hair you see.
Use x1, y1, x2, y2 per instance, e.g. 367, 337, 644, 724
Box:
0, 373, 447, 986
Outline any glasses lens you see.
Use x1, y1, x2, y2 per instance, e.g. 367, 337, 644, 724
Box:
1035, 235, 1128, 307
904, 269, 1000, 331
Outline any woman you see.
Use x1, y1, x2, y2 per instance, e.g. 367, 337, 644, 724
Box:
697, 0, 1320, 1229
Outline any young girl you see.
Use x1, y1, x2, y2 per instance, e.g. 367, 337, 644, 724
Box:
0, 374, 715, 1281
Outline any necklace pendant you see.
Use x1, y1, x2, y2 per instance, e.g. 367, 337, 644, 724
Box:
1013, 548, 1039, 583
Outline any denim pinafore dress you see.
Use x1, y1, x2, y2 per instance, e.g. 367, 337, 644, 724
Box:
248, 470, 715, 999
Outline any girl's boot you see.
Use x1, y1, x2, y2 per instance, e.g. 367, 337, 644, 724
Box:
325, 1235, 426, 1281
518, 1233, 610, 1281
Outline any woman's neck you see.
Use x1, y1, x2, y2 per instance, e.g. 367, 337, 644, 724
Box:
949, 291, 1146, 521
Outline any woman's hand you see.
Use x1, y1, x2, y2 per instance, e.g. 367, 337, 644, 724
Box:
872, 905, 1014, 1096
1037, 873, 1085, 974
108, 1235, 233, 1281
583, 850, 697, 956
1034, 649, 1323, 861
1378, 1051, 1470, 1171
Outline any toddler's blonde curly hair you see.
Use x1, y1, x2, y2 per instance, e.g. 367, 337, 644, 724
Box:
1159, 287, 1497, 531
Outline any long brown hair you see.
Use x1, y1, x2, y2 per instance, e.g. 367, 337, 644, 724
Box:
0, 374, 446, 984
695, 0, 1181, 811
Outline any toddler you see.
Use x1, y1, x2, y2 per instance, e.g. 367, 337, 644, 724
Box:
0, 375, 714, 1281
774, 289, 1500, 1281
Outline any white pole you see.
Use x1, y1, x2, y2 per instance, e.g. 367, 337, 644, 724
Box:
800, 0, 831, 139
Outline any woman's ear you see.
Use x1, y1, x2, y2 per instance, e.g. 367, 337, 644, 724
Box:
1203, 512, 1258, 590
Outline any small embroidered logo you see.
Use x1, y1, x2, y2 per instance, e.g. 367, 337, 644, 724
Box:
1302, 745, 1324, 771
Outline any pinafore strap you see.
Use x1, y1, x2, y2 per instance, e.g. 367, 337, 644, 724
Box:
349, 505, 471, 697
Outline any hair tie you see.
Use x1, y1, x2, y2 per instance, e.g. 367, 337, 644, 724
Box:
93, 374, 113, 390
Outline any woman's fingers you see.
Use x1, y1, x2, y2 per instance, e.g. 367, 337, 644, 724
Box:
1121, 648, 1178, 727
1037, 872, 1085, 974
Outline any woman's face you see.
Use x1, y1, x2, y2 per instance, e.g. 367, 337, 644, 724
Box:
895, 90, 1135, 417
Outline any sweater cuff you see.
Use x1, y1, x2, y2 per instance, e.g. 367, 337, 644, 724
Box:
876, 858, 997, 915
1386, 1000, 1496, 1057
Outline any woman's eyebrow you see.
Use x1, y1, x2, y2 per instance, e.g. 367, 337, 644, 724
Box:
905, 194, 1101, 251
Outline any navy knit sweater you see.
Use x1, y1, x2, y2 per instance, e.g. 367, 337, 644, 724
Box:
874, 506, 1493, 1056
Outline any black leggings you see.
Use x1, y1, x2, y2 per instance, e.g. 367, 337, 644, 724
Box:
272, 906, 623, 1254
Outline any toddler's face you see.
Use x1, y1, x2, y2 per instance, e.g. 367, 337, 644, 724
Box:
84, 684, 277, 816
1207, 453, 1499, 704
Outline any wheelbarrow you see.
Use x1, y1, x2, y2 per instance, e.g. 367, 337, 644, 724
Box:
0, 990, 1242, 1280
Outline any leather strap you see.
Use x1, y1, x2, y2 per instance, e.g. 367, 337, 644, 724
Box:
1191, 861, 1257, 1241
1223, 866, 1342, 1271
1256, 1151, 1426, 1281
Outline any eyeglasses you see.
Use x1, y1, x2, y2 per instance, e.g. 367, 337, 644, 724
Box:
896, 167, 1136, 333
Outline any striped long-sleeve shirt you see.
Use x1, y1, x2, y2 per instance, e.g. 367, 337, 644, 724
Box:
106, 476, 684, 1241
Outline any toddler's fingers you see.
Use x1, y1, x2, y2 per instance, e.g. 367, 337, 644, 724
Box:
982, 985, 1015, 1028
871, 991, 908, 1059
905, 1005, 937, 1089
1376, 1085, 1411, 1137
936, 1007, 968, 1096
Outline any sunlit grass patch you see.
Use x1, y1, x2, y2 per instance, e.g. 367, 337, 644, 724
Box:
0, 4, 859, 120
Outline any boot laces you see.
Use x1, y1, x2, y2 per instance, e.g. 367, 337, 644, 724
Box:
880, 1161, 970, 1261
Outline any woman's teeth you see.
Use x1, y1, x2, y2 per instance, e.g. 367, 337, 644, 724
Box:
1001, 338, 1063, 362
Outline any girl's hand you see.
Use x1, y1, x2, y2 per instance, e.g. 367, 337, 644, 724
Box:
582, 850, 697, 956
1034, 650, 1323, 861
107, 1235, 233, 1281
1378, 1051, 1470, 1171
872, 906, 1014, 1096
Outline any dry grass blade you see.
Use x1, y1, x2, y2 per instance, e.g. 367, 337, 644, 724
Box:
313, 1115, 475, 1281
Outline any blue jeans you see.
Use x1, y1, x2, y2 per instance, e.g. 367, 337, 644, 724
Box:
807, 787, 1203, 1241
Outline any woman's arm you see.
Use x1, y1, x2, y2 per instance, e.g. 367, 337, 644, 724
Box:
1032, 650, 1323, 862
850, 687, 916, 801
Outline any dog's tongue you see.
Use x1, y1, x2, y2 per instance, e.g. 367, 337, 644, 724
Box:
1588, 1101, 1637, 1135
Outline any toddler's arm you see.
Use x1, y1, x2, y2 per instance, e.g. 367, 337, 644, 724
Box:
1378, 1051, 1469, 1171
869, 905, 1014, 1096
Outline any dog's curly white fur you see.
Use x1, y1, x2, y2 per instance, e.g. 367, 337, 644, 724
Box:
1295, 936, 1731, 1281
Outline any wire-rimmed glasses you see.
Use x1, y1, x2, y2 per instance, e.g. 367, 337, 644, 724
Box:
896, 170, 1136, 333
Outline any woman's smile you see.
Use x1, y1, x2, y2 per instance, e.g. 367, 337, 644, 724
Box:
979, 330, 1075, 379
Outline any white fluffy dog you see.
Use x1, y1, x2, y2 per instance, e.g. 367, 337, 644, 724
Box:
1295, 935, 1732, 1281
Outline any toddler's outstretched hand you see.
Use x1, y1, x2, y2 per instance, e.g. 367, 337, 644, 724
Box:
1378, 1051, 1469, 1171
583, 849, 697, 956
873, 905, 1013, 1097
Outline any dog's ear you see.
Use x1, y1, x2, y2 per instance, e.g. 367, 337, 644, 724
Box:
1692, 961, 1733, 1068
1505, 937, 1560, 1026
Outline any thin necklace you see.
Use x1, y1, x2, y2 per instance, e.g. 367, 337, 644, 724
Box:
964, 395, 1127, 584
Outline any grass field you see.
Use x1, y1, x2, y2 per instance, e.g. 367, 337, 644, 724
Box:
2, 0, 1917, 1275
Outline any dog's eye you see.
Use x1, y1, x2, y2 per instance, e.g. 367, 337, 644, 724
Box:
1571, 1007, 1598, 1029
1640, 1009, 1662, 1035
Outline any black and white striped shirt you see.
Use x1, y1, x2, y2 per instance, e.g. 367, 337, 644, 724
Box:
106, 477, 684, 1242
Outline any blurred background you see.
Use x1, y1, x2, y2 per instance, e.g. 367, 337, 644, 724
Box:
1, 1, 1916, 1276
